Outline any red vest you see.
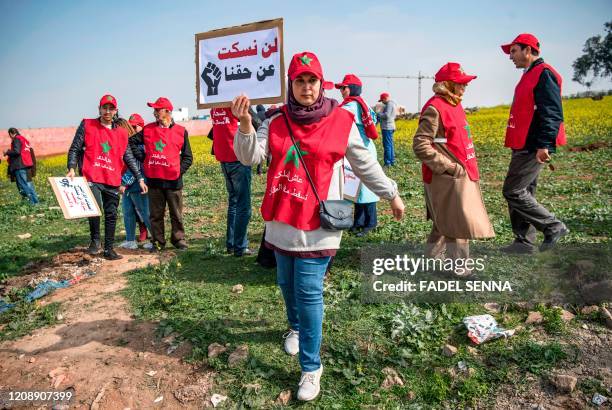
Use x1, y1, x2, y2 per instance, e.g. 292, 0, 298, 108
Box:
505, 63, 567, 149
420, 96, 480, 183
81, 119, 128, 186
15, 135, 33, 167
142, 123, 185, 180
211, 108, 239, 162
261, 107, 354, 230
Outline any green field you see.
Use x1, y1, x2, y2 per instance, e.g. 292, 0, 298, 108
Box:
1, 97, 611, 408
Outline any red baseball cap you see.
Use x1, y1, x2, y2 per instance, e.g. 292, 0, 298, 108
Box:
335, 74, 362, 89
128, 113, 144, 128
378, 92, 389, 102
287, 51, 333, 89
147, 97, 173, 111
501, 33, 540, 54
434, 62, 477, 84
99, 94, 117, 108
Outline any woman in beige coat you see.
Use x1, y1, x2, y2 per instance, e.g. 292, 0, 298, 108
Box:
413, 62, 494, 267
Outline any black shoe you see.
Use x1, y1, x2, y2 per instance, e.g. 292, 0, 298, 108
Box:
87, 239, 101, 255
103, 248, 123, 260
150, 242, 165, 253
235, 248, 254, 257
174, 241, 188, 250
540, 227, 569, 252
226, 248, 234, 254
500, 241, 536, 254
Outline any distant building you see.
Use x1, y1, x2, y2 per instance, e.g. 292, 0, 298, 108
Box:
172, 107, 189, 122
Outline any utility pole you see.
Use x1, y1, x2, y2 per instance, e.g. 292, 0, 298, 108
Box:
358, 72, 434, 112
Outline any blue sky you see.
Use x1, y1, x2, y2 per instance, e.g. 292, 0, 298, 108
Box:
0, 0, 610, 128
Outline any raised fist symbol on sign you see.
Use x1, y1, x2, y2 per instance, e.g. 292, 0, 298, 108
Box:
202, 62, 222, 96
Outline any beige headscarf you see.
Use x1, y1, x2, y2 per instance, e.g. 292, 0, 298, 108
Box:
432, 81, 462, 106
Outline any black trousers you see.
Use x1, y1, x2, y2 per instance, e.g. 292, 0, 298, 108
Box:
502, 150, 564, 245
88, 183, 120, 250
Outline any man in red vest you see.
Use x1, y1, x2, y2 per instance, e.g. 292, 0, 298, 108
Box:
211, 107, 252, 257
67, 94, 147, 260
129, 97, 193, 251
5, 128, 39, 205
501, 33, 568, 253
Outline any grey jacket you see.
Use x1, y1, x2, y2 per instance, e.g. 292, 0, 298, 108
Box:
378, 100, 397, 130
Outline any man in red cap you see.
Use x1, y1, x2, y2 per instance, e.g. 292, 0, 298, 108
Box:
500, 33, 568, 253
377, 92, 397, 166
67, 94, 147, 260
129, 97, 193, 251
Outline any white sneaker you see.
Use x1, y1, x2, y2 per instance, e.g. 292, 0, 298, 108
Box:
119, 241, 138, 250
142, 242, 154, 250
283, 329, 299, 356
297, 365, 323, 401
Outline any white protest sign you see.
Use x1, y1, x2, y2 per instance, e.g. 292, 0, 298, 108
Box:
48, 177, 101, 219
343, 161, 361, 202
196, 18, 285, 108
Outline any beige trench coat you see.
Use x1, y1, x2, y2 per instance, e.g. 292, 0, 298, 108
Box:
413, 105, 494, 239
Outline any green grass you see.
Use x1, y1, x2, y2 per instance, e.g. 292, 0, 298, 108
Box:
0, 97, 611, 407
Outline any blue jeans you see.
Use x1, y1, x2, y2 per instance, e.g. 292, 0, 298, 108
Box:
381, 129, 396, 165
14, 169, 39, 204
122, 191, 151, 242
353, 202, 377, 229
275, 251, 330, 372
221, 161, 252, 254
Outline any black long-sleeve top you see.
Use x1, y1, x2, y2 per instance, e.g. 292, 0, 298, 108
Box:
523, 58, 564, 153
129, 122, 193, 190
67, 119, 142, 183
6, 136, 29, 172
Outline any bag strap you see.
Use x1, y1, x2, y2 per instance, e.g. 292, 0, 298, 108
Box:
280, 113, 322, 205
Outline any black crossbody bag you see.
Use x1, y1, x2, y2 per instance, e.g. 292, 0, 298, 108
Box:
281, 113, 354, 231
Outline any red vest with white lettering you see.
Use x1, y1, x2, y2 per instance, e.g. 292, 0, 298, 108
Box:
420, 96, 480, 183
505, 63, 567, 149
81, 119, 128, 186
15, 134, 33, 167
142, 123, 185, 180
211, 108, 239, 162
261, 106, 354, 231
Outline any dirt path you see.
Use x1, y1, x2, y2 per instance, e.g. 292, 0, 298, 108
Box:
0, 250, 214, 409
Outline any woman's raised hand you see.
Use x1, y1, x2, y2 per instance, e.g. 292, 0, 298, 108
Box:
231, 94, 254, 134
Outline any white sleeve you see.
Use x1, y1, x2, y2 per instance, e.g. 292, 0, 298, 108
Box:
344, 123, 398, 200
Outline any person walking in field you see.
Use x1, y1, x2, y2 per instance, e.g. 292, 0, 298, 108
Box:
500, 33, 568, 253
413, 63, 494, 271
5, 128, 39, 205
377, 92, 397, 166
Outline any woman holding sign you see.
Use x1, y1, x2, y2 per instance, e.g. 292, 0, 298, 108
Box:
412, 63, 494, 271
67, 94, 147, 260
232, 52, 405, 401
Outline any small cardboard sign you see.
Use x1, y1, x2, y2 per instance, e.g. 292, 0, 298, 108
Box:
343, 161, 362, 202
48, 177, 101, 219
